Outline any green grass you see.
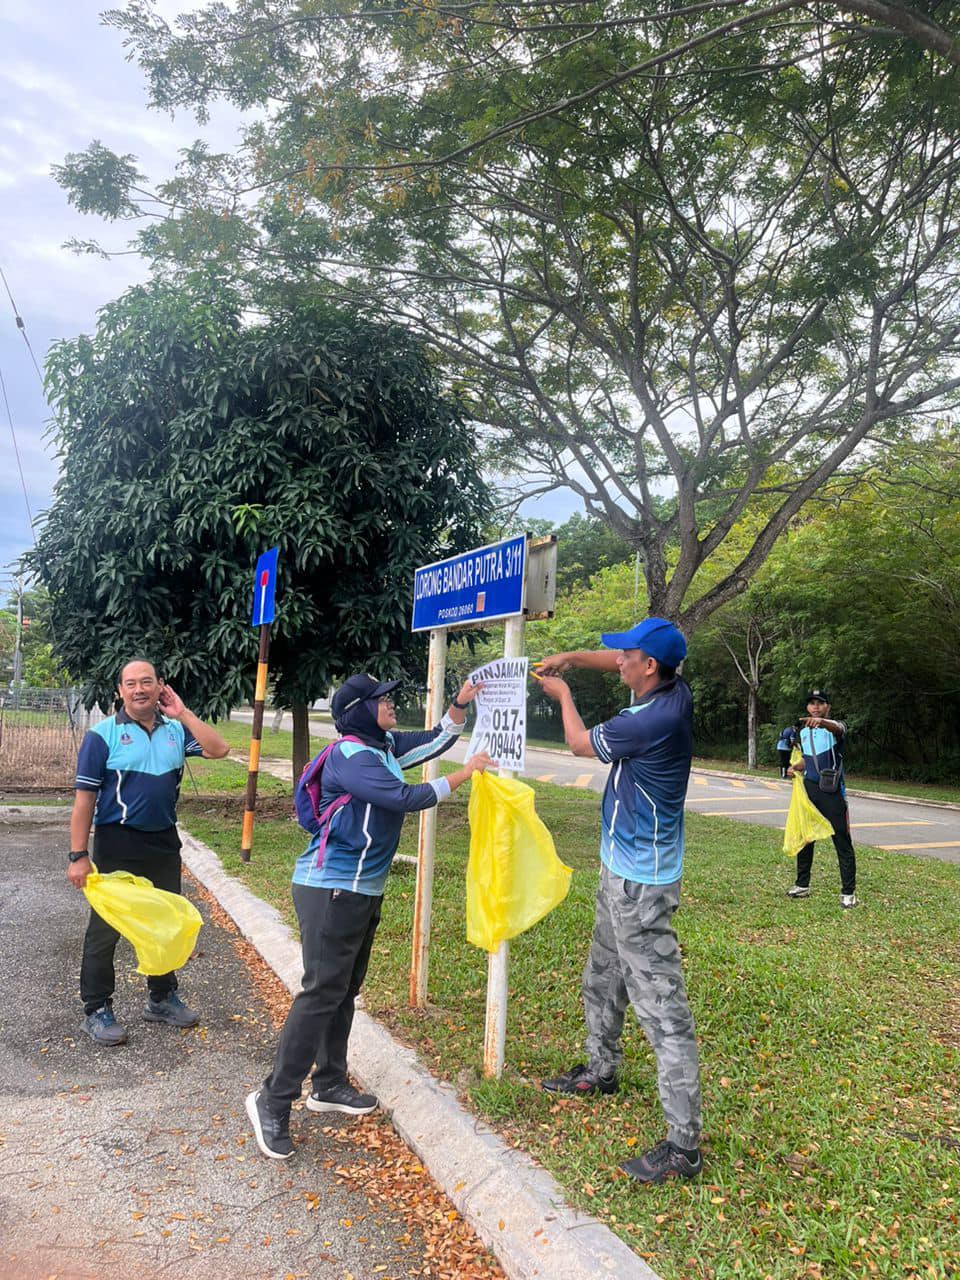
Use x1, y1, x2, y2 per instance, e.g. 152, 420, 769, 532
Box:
180, 778, 960, 1280
210, 717, 329, 761
181, 753, 288, 798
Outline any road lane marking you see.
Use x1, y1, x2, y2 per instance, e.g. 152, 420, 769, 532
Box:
691, 776, 709, 786
853, 821, 932, 828
686, 796, 776, 804
565, 773, 595, 788
701, 807, 789, 817
536, 774, 557, 783
728, 779, 747, 788
877, 841, 960, 850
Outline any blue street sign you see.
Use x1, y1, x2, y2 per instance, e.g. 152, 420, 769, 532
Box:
412, 535, 526, 632
251, 547, 279, 627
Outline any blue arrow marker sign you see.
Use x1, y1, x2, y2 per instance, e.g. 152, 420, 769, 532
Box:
251, 547, 279, 627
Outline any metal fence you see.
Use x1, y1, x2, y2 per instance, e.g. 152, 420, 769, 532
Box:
0, 687, 105, 791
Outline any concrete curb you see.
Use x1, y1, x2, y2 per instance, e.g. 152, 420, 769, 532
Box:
173, 829, 659, 1280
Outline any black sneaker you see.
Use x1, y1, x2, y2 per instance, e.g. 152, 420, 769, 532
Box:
786, 884, 811, 899
306, 1081, 378, 1115
245, 1090, 294, 1160
81, 1004, 128, 1047
620, 1139, 702, 1184
541, 1063, 619, 1096
143, 992, 200, 1027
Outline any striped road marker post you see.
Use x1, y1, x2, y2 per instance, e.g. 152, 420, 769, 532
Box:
241, 547, 279, 862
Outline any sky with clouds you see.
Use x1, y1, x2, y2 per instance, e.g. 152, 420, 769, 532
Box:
0, 1, 245, 587
0, 1, 576, 602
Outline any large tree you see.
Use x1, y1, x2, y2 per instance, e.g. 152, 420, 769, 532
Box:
27, 280, 489, 774
58, 3, 960, 630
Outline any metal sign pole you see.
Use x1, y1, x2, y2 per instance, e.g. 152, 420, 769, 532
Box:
409, 625, 447, 1007
241, 547, 279, 863
482, 608, 525, 1078
240, 621, 271, 862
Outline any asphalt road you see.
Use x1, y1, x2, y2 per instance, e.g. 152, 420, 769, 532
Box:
238, 711, 960, 866
0, 817, 454, 1280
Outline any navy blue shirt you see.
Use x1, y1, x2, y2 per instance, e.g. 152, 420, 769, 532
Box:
589, 678, 693, 885
292, 714, 463, 895
75, 708, 203, 831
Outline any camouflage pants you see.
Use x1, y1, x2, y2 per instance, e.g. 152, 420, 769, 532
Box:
583, 864, 701, 1149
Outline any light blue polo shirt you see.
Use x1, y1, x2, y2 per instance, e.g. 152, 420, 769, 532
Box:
75, 709, 203, 830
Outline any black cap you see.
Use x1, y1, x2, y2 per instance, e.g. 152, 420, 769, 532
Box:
804, 688, 830, 705
331, 674, 400, 718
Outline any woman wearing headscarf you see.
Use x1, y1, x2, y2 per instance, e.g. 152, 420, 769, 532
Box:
247, 672, 491, 1159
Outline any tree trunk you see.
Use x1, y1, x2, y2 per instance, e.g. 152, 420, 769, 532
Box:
292, 701, 311, 783
747, 685, 758, 769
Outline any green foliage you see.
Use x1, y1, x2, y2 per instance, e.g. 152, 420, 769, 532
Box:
685, 434, 960, 779
27, 280, 490, 714
56, 3, 960, 630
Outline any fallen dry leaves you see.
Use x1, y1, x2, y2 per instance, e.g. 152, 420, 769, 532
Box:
330, 1117, 504, 1280
186, 873, 506, 1279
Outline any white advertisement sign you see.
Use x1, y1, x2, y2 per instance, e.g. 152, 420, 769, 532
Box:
466, 656, 528, 773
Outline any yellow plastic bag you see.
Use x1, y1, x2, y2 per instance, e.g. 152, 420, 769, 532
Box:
782, 748, 834, 857
83, 864, 202, 975
466, 772, 572, 952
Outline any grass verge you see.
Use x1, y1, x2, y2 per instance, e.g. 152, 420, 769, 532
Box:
180, 776, 960, 1280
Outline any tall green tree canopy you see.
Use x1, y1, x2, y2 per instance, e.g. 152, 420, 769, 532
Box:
58, 2, 960, 630
27, 280, 490, 718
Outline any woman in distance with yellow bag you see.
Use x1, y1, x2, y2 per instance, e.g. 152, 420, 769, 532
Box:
784, 689, 859, 909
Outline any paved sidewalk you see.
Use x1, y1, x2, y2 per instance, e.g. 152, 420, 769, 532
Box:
0, 815, 491, 1280
0, 806, 657, 1280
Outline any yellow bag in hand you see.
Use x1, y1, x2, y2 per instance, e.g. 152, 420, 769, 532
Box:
466, 772, 572, 952
782, 748, 834, 857
83, 864, 202, 975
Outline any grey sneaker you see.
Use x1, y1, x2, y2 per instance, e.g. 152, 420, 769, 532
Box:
81, 1004, 128, 1047
245, 1090, 294, 1160
143, 992, 200, 1027
786, 884, 811, 898
306, 1081, 378, 1115
841, 893, 858, 909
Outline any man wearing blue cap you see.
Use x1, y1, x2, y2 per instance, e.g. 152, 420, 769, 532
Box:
534, 617, 702, 1184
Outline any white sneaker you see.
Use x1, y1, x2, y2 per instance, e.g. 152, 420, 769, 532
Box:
841, 893, 858, 909
786, 885, 811, 898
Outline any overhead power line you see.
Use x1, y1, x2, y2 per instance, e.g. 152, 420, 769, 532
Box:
0, 359, 34, 538
0, 264, 45, 388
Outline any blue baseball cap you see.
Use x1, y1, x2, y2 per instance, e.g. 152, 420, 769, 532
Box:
600, 617, 687, 667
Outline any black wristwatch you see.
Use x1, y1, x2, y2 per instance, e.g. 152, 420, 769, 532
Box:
68, 850, 90, 863
451, 696, 469, 710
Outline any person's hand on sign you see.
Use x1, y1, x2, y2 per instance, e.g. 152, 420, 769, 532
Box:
448, 678, 484, 725
447, 751, 494, 792
456, 678, 484, 706
533, 674, 570, 702
465, 751, 494, 775
534, 653, 574, 676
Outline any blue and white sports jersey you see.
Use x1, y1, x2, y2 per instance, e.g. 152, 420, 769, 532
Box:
292, 715, 463, 895
589, 678, 693, 885
798, 723, 846, 793
75, 709, 203, 830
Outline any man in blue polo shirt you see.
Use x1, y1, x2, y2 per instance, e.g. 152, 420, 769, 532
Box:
534, 618, 702, 1185
68, 658, 229, 1046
